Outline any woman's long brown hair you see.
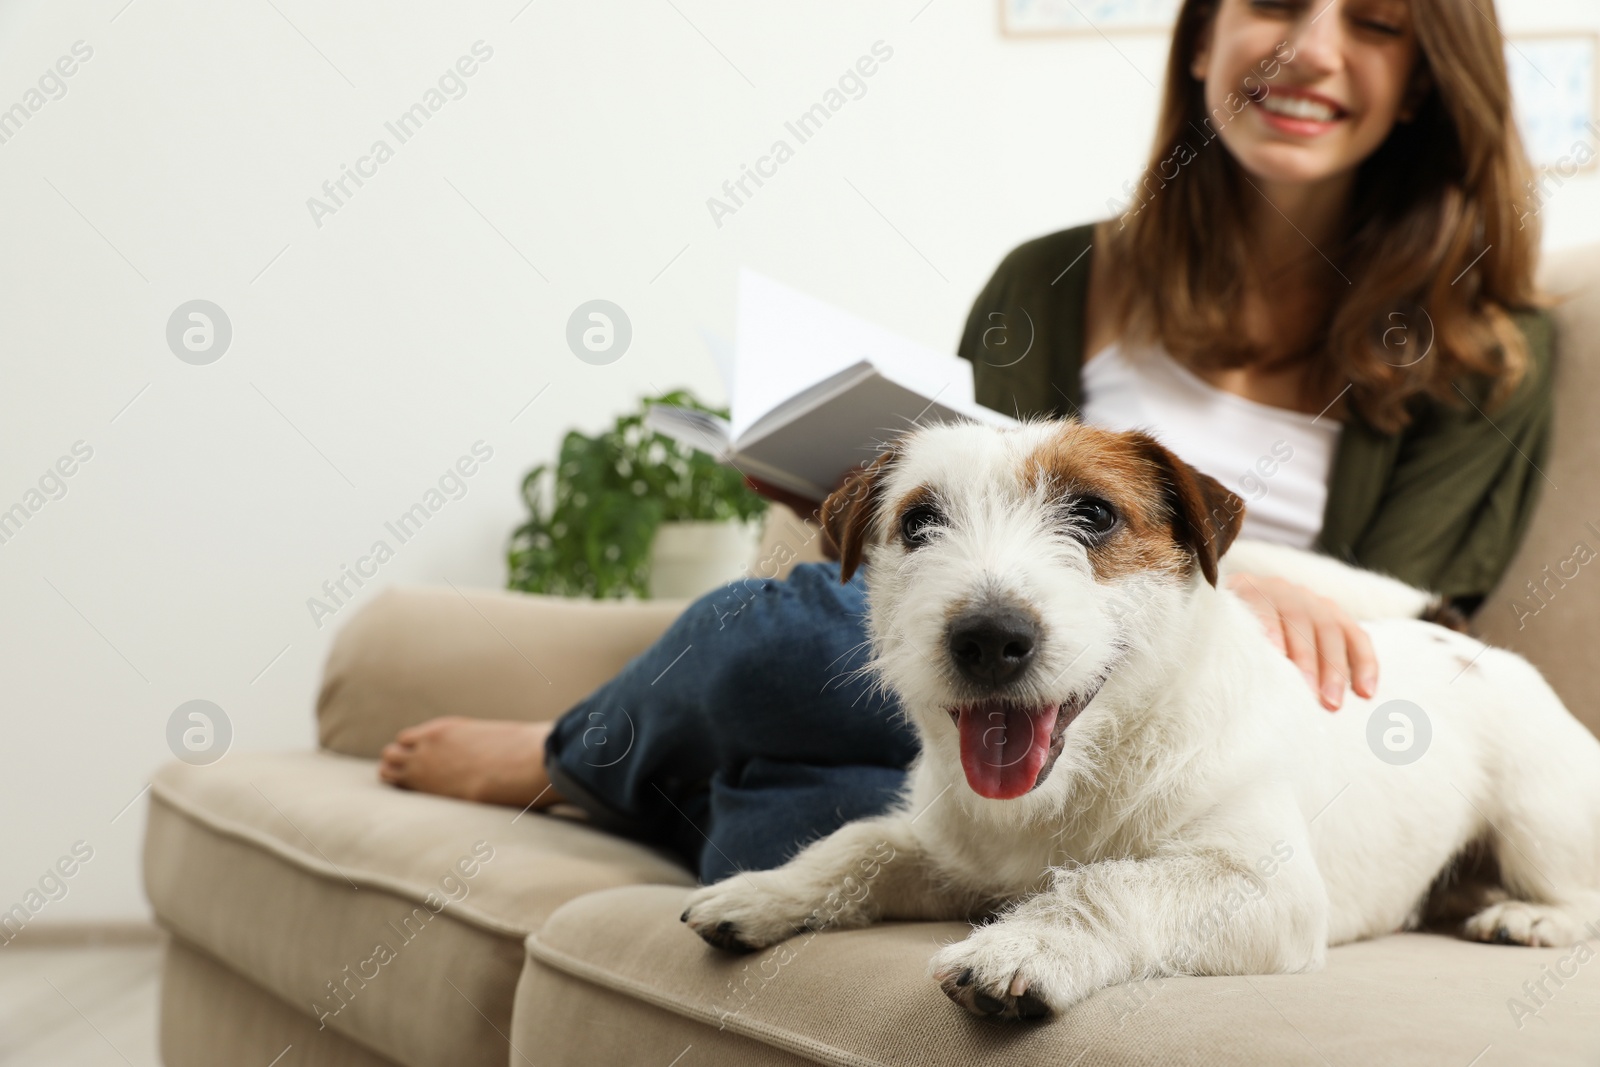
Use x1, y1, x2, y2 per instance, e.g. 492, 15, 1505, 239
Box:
1096, 0, 1549, 433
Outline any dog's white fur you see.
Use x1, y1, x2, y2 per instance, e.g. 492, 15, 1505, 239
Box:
682, 421, 1600, 1019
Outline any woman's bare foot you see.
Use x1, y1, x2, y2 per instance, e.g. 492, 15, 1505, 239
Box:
378, 717, 564, 810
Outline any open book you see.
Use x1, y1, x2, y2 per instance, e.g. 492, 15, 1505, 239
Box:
646, 270, 1016, 501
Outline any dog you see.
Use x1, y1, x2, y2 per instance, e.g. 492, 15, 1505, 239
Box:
680, 419, 1600, 1020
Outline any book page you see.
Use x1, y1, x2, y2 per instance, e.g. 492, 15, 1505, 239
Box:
643, 404, 732, 458
734, 373, 1014, 499
730, 269, 975, 444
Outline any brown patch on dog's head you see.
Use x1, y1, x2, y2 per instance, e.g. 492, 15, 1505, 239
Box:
821, 449, 897, 582
889, 483, 940, 542
1023, 423, 1244, 587
1134, 433, 1244, 587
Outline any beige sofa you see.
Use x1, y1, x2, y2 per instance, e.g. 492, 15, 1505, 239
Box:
144, 245, 1600, 1067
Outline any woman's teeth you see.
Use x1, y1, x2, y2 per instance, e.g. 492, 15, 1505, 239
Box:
1258, 92, 1341, 122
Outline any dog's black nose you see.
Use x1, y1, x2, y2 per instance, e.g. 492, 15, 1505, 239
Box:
947, 610, 1038, 687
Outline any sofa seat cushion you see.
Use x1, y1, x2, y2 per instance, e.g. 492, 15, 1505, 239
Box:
518, 885, 1600, 1067
144, 751, 694, 1067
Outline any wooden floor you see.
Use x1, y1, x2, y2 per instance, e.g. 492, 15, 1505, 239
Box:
0, 938, 164, 1066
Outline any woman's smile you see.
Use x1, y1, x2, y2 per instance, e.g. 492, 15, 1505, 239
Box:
1194, 0, 1419, 189
1251, 85, 1351, 136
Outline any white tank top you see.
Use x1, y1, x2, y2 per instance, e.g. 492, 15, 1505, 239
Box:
1078, 340, 1342, 550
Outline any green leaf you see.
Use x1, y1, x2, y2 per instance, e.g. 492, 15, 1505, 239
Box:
505, 388, 768, 599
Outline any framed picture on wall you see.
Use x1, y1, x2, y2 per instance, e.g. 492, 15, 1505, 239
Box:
1000, 0, 1181, 37
1505, 32, 1599, 173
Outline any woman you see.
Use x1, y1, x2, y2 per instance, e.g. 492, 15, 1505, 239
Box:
380, 0, 1554, 884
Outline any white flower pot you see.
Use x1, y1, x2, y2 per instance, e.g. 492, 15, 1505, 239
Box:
647, 519, 762, 600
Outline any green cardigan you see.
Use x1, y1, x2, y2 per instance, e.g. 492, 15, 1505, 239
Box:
956, 223, 1556, 609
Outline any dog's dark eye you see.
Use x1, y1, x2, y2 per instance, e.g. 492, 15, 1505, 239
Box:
900, 503, 943, 548
1069, 497, 1119, 538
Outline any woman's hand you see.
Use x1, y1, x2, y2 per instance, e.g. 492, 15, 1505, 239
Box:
744, 476, 824, 521
1224, 573, 1378, 711
742, 476, 841, 562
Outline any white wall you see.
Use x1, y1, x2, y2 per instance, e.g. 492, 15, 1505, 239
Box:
2, 0, 1597, 923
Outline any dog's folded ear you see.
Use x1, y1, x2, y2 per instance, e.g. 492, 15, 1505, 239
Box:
1135, 434, 1245, 588
820, 450, 894, 583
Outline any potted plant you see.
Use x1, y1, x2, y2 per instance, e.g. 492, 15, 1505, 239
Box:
507, 390, 768, 600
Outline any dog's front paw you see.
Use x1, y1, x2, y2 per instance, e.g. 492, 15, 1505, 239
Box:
1463, 900, 1582, 947
929, 922, 1084, 1021
680, 873, 822, 954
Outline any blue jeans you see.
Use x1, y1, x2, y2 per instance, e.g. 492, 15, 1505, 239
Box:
543, 562, 918, 884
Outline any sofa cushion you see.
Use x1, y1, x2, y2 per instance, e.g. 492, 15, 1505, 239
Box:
315, 502, 832, 761
518, 884, 1600, 1067
1478, 242, 1600, 737
144, 751, 694, 1067
317, 586, 688, 759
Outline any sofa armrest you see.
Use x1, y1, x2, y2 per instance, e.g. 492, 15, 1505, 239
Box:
1477, 241, 1600, 740
317, 586, 687, 759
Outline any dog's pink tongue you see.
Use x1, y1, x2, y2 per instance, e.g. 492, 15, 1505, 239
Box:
957, 703, 1059, 800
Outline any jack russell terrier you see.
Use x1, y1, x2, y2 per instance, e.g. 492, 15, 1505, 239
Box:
681, 420, 1600, 1020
